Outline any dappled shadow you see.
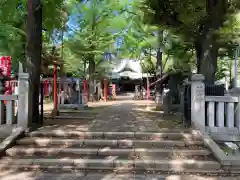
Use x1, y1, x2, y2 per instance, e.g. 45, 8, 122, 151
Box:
50, 99, 185, 132
41, 105, 111, 130
131, 103, 185, 130
0, 145, 224, 179
0, 168, 227, 180
0, 99, 229, 179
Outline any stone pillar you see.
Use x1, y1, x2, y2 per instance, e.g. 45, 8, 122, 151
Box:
17, 73, 29, 128
191, 74, 206, 131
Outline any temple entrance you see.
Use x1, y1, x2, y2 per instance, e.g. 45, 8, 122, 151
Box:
118, 78, 141, 92
110, 59, 151, 94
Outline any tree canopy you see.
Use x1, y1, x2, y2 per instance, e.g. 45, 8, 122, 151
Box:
142, 0, 240, 82
0, 0, 240, 82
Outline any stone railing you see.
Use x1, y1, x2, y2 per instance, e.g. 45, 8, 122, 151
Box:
191, 74, 240, 134
0, 73, 29, 128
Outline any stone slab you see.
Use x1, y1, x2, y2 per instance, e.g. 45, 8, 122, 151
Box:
0, 158, 34, 165
0, 127, 24, 156
6, 147, 63, 156
154, 159, 221, 171
61, 148, 98, 155
104, 132, 135, 138
98, 148, 134, 156
133, 140, 185, 148
17, 138, 52, 146
84, 139, 118, 146
74, 159, 114, 169
33, 159, 74, 166
194, 130, 240, 166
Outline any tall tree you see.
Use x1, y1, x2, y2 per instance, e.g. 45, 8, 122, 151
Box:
66, 0, 129, 101
143, 0, 240, 83
26, 0, 66, 124
27, 0, 42, 124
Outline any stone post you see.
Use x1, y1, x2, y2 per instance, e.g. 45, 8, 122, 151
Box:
17, 73, 29, 128
191, 74, 206, 132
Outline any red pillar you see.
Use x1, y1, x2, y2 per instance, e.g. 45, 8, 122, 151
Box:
104, 78, 108, 102
146, 77, 150, 100
53, 62, 58, 115
83, 80, 88, 102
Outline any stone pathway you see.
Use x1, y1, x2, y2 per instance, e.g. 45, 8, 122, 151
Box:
87, 100, 160, 132
42, 100, 163, 132
1, 98, 239, 179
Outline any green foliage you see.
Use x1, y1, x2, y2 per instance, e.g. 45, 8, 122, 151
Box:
0, 0, 65, 71
142, 0, 240, 82
64, 0, 140, 77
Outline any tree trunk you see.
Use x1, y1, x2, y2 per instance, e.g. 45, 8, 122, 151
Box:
156, 30, 163, 105
194, 0, 226, 83
26, 0, 42, 125
195, 33, 218, 84
88, 56, 95, 102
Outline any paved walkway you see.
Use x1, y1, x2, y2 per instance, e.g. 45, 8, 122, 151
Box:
43, 99, 180, 132
2, 97, 239, 179
88, 100, 161, 132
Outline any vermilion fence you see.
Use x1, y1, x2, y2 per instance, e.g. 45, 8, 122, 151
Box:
6, 78, 89, 104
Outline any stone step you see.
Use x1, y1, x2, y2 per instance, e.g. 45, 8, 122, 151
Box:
6, 147, 211, 158
59, 113, 98, 117
0, 158, 221, 172
29, 131, 201, 140
59, 112, 97, 117
59, 109, 98, 113
34, 128, 192, 133
53, 115, 95, 120
11, 172, 240, 180
17, 137, 204, 148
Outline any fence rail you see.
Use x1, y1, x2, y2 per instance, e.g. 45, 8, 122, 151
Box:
0, 73, 29, 130
0, 95, 17, 125
191, 74, 240, 135
205, 96, 240, 134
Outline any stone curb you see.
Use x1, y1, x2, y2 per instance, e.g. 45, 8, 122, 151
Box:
17, 138, 202, 147
6, 147, 211, 157
0, 127, 24, 157
28, 173, 240, 180
194, 130, 240, 166
53, 116, 95, 120
0, 158, 221, 171
6, 147, 64, 156
59, 110, 98, 114
29, 131, 201, 140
